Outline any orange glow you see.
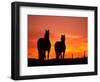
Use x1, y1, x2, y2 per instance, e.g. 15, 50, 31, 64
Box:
28, 15, 88, 59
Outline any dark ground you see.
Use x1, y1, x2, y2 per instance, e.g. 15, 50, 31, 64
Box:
28, 57, 88, 67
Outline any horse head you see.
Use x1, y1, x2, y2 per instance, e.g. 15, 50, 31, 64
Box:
44, 29, 49, 40
61, 34, 65, 42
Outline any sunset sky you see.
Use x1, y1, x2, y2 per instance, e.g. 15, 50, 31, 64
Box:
28, 15, 88, 59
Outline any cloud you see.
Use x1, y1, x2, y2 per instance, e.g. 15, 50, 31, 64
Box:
67, 34, 82, 39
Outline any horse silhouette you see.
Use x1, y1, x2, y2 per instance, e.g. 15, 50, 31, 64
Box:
54, 35, 66, 60
37, 30, 51, 61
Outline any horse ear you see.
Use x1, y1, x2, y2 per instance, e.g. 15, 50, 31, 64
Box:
45, 29, 47, 32
61, 34, 65, 40
45, 29, 49, 34
61, 34, 64, 37
46, 29, 49, 33
63, 35, 65, 38
48, 29, 49, 32
63, 34, 65, 37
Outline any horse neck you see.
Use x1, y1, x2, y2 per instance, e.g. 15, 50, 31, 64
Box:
45, 37, 49, 41
44, 34, 49, 40
61, 40, 65, 44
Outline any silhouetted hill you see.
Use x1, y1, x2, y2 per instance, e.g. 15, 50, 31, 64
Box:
28, 57, 87, 67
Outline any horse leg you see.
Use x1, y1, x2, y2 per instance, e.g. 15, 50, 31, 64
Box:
38, 50, 41, 60
38, 50, 44, 64
58, 53, 60, 60
63, 52, 65, 59
56, 52, 58, 60
61, 53, 63, 59
43, 50, 46, 60
47, 50, 50, 60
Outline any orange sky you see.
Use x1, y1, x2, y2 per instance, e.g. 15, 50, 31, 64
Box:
28, 15, 88, 59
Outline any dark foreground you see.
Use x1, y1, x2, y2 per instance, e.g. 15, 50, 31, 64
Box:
28, 57, 88, 67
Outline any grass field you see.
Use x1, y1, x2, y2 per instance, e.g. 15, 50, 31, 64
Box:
28, 57, 87, 67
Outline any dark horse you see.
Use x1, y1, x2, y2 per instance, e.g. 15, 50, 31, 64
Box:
37, 30, 51, 61
54, 35, 66, 60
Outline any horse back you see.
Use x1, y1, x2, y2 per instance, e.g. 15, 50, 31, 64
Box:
55, 41, 66, 52
37, 38, 51, 50
37, 38, 45, 50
